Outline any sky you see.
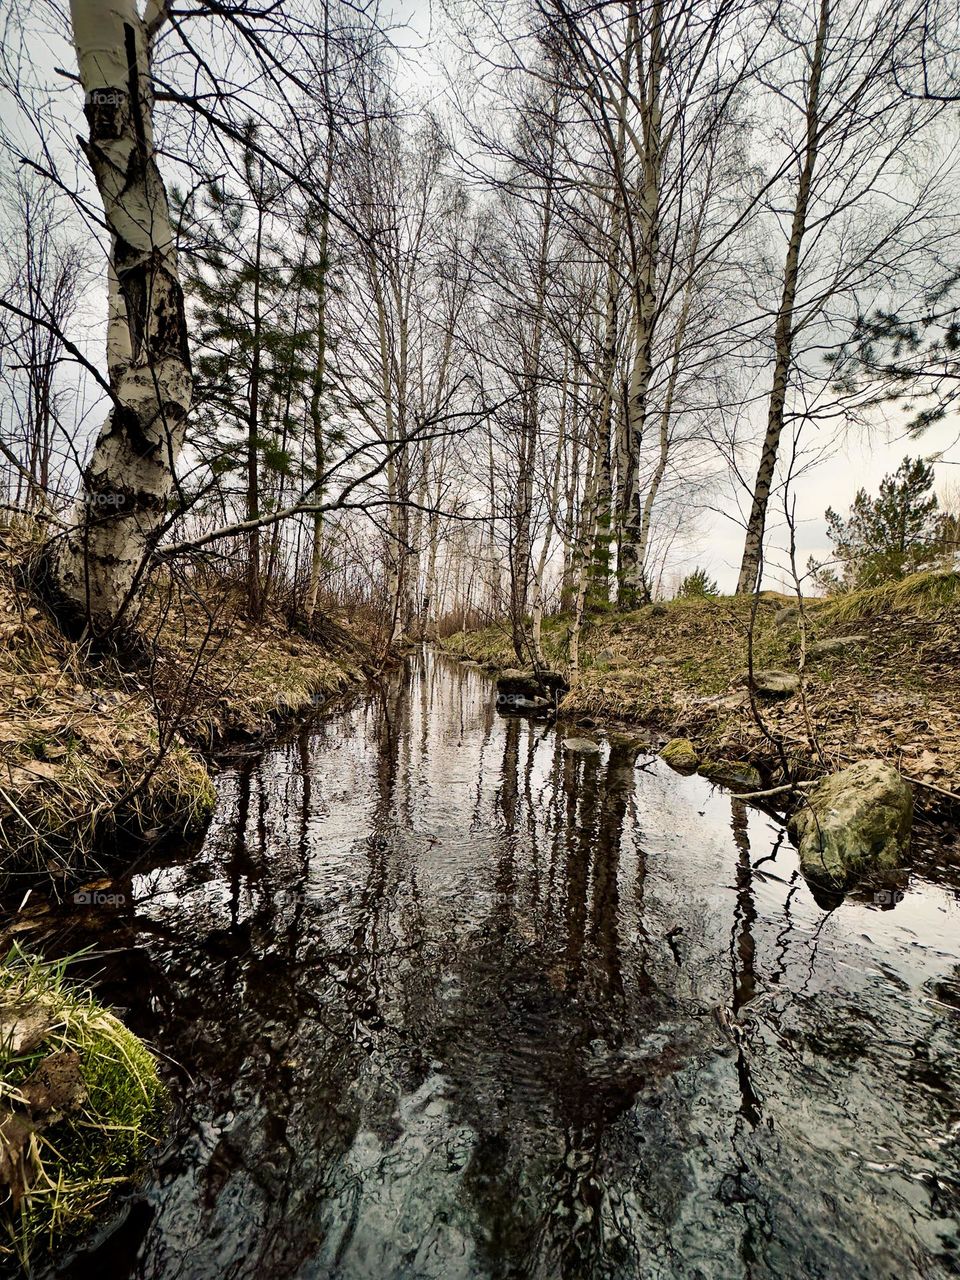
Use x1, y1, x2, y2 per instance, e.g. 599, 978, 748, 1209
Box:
387, 0, 960, 592
5, 0, 958, 596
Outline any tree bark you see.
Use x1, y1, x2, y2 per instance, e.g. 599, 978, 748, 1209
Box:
736, 0, 828, 594
52, 0, 191, 632
617, 0, 664, 608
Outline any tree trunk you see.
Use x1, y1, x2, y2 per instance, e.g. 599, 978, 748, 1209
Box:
617, 0, 663, 609
52, 0, 191, 632
736, 0, 828, 594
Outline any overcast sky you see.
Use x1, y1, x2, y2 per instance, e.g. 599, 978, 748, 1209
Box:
387, 0, 960, 592
6, 0, 958, 595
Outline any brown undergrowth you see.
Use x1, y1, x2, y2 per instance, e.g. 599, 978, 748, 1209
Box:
0, 521, 371, 885
442, 573, 960, 816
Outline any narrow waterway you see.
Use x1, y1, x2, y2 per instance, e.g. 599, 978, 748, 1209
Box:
47, 651, 960, 1279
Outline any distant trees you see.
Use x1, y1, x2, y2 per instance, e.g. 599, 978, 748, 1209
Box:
0, 171, 85, 511
809, 456, 959, 589
2, 0, 958, 646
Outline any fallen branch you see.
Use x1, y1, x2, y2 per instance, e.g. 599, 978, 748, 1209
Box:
902, 775, 960, 803
731, 781, 818, 800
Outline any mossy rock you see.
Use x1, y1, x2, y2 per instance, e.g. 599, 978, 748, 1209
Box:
749, 669, 800, 697
698, 759, 762, 791
659, 738, 700, 773
788, 760, 913, 889
0, 949, 168, 1270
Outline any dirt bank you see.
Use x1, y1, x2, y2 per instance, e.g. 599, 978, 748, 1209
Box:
442, 572, 960, 819
0, 524, 372, 884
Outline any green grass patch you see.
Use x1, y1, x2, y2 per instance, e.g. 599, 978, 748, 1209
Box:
0, 947, 168, 1271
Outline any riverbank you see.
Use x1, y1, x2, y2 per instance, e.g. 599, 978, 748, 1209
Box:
441, 571, 960, 818
0, 523, 373, 885
7, 649, 957, 1280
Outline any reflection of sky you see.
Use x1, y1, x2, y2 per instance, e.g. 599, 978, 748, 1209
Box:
134, 656, 960, 995
111, 654, 959, 1279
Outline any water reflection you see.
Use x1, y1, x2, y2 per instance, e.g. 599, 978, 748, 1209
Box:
41, 651, 960, 1280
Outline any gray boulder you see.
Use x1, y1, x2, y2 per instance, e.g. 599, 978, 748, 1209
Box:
563, 737, 601, 754
698, 759, 762, 791
773, 606, 798, 630
749, 669, 799, 697
496, 668, 569, 698
805, 635, 867, 658
789, 760, 913, 888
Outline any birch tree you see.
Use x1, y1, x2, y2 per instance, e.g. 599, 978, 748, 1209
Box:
51, 0, 192, 632
735, 0, 951, 592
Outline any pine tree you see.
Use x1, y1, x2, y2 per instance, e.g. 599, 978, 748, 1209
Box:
677, 567, 719, 598
175, 156, 333, 616
808, 456, 951, 590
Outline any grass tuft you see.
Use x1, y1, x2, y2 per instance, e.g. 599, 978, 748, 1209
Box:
0, 946, 168, 1270
821, 568, 960, 625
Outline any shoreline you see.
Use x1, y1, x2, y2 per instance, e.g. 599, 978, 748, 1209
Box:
0, 533, 375, 888
439, 577, 960, 828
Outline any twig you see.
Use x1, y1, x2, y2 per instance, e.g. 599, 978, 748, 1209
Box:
902, 775, 960, 802
731, 781, 818, 800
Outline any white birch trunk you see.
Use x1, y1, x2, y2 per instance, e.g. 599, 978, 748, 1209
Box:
53, 0, 191, 631
618, 0, 664, 607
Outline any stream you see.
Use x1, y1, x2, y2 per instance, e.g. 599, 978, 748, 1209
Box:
37, 651, 960, 1279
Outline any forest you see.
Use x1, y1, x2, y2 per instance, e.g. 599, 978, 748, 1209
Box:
0, 0, 959, 1277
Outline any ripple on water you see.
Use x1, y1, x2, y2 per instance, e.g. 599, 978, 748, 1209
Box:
39, 651, 960, 1280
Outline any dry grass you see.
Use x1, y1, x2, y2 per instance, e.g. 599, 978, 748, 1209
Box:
820, 567, 960, 625
0, 527, 215, 883
443, 582, 960, 810
0, 519, 370, 886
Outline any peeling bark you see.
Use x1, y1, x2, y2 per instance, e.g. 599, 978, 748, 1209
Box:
51, 0, 191, 632
618, 0, 664, 608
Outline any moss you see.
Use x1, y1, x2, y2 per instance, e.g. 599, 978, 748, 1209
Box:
698, 759, 762, 791
659, 738, 700, 773
0, 948, 168, 1270
789, 761, 914, 887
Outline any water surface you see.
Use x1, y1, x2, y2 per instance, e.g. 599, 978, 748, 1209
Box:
43, 652, 960, 1278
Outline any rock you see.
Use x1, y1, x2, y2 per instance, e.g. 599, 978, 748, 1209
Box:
496, 669, 569, 699
805, 635, 867, 658
563, 737, 600, 754
698, 760, 762, 791
0, 1005, 51, 1056
647, 603, 668, 617
773, 606, 798, 630
788, 760, 914, 888
650, 655, 670, 667
495, 691, 550, 715
749, 669, 799, 697
659, 738, 700, 773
